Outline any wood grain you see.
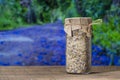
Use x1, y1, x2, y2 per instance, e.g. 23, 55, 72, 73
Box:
0, 66, 120, 80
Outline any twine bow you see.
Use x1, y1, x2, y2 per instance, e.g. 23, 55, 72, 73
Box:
64, 19, 102, 37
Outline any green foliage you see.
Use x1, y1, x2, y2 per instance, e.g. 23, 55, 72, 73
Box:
0, 0, 79, 30
0, 0, 26, 30
76, 0, 112, 19
33, 0, 79, 24
92, 2, 120, 55
93, 22, 119, 47
93, 18, 120, 55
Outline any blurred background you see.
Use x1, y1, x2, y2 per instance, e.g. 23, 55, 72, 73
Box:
0, 0, 120, 66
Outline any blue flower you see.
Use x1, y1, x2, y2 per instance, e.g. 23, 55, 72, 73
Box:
94, 45, 103, 52
37, 55, 43, 61
92, 45, 96, 50
59, 30, 65, 34
57, 40, 66, 48
40, 38, 47, 43
14, 61, 22, 65
92, 56, 101, 66
114, 56, 120, 66
100, 55, 110, 65
39, 52, 47, 55
0, 62, 10, 66
43, 60, 50, 65
18, 53, 22, 57
0, 41, 4, 45
60, 60, 66, 65
25, 56, 29, 59
3, 63, 10, 66
61, 55, 66, 60
51, 56, 60, 62
92, 51, 99, 56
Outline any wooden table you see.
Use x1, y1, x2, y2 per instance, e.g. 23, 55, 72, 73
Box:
0, 66, 120, 80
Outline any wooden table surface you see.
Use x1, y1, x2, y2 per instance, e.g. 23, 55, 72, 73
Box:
0, 66, 120, 80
